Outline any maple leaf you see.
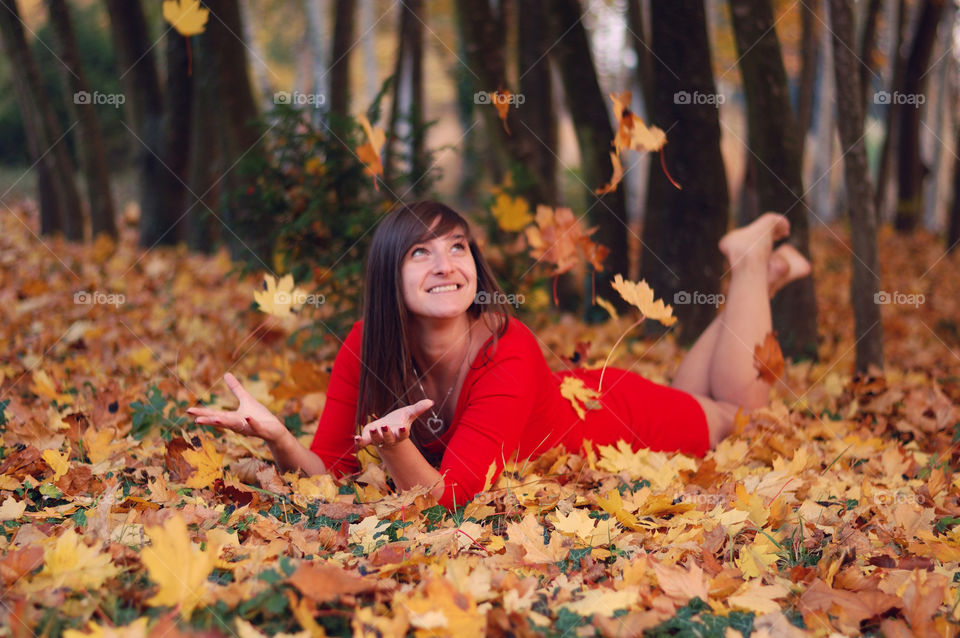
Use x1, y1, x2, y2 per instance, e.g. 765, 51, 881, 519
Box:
559, 376, 601, 420
652, 559, 708, 604
595, 152, 624, 195
490, 192, 532, 232
142, 514, 224, 619
62, 618, 150, 638
0, 496, 26, 521
41, 448, 69, 481
28, 527, 119, 591
162, 0, 209, 36
491, 89, 512, 134
253, 273, 306, 318
609, 91, 667, 155
182, 434, 224, 489
727, 579, 790, 615
524, 205, 606, 276
356, 114, 386, 189
287, 563, 377, 604
754, 331, 785, 383
31, 370, 73, 405
550, 508, 597, 543
505, 514, 569, 563
396, 578, 485, 638
562, 587, 640, 618
611, 274, 677, 327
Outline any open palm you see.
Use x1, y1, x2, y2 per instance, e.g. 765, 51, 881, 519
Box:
186, 373, 286, 443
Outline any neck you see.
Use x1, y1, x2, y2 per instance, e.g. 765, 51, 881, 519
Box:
409, 314, 473, 381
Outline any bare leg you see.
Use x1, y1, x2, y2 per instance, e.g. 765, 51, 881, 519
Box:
672, 241, 810, 397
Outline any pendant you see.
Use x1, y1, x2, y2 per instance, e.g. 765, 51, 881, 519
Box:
425, 416, 445, 435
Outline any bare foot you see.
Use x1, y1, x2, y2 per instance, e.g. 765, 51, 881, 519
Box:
767, 244, 811, 297
718, 212, 790, 270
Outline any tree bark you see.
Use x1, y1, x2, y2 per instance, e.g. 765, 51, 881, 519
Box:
453, 0, 547, 206
185, 30, 219, 252
894, 0, 947, 232
204, 0, 271, 265
626, 0, 654, 112
0, 0, 83, 239
329, 0, 356, 119
641, 0, 728, 343
797, 0, 819, 160
858, 0, 883, 113
729, 0, 819, 360
517, 0, 556, 205
546, 0, 630, 316
46, 0, 116, 239
948, 124, 960, 253
827, 0, 884, 372
875, 0, 907, 220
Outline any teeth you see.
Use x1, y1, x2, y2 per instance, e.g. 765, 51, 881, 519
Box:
428, 284, 459, 293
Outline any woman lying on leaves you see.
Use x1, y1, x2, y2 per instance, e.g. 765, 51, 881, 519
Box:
187, 200, 811, 509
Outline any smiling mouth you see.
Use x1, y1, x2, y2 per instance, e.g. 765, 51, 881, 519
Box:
427, 284, 461, 293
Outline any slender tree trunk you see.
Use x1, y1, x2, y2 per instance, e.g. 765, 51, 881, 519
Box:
303, 0, 328, 127
797, 0, 819, 160
406, 0, 426, 194
205, 0, 271, 265
454, 0, 547, 206
626, 0, 654, 113
329, 0, 356, 118
547, 0, 630, 317
858, 0, 883, 113
894, 0, 947, 232
875, 0, 907, 219
828, 0, 884, 372
0, 0, 83, 239
186, 31, 219, 252
641, 0, 728, 343
948, 124, 960, 253
46, 0, 116, 239
729, 0, 819, 360
517, 0, 556, 205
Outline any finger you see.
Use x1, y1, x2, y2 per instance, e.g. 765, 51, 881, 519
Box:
187, 407, 219, 417
379, 425, 396, 446
223, 373, 251, 401
191, 409, 233, 422
404, 399, 435, 422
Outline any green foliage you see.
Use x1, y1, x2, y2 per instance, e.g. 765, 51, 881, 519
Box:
128, 385, 190, 441
644, 597, 755, 637
0, 398, 8, 428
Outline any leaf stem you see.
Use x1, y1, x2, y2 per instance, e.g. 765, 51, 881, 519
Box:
598, 316, 645, 392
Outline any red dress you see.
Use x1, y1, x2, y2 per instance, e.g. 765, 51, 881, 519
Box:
309, 317, 709, 509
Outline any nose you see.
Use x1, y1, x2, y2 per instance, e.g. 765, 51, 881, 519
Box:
431, 250, 453, 273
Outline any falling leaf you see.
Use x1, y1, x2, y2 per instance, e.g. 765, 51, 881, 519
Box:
490, 193, 533, 232
141, 514, 223, 619
595, 152, 624, 195
524, 205, 606, 276
609, 91, 667, 155
253, 273, 306, 319
560, 376, 602, 420
610, 274, 677, 327
754, 331, 785, 383
356, 114, 386, 189
490, 89, 512, 134
162, 0, 209, 36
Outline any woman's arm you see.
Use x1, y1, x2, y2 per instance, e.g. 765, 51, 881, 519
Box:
378, 440, 444, 500
268, 429, 327, 476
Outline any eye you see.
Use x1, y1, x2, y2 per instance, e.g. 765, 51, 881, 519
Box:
410, 246, 427, 258
451, 241, 467, 252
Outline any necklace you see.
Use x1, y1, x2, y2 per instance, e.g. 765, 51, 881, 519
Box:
415, 329, 472, 436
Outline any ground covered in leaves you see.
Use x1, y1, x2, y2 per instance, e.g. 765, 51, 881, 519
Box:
2, 207, 960, 637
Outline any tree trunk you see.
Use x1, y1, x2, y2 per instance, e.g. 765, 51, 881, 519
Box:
0, 0, 83, 239
204, 0, 271, 265
948, 125, 960, 253
517, 0, 556, 205
641, 0, 728, 343
858, 0, 883, 113
894, 0, 947, 232
406, 0, 426, 194
303, 0, 328, 126
729, 0, 819, 360
827, 0, 884, 372
546, 0, 630, 317
797, 0, 819, 160
329, 0, 356, 118
46, 0, 116, 239
453, 0, 547, 206
626, 0, 654, 113
186, 31, 219, 252
875, 0, 907, 219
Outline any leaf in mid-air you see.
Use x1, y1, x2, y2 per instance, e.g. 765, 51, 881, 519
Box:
356, 114, 386, 189
491, 89, 512, 134
560, 375, 601, 420
595, 152, 624, 195
610, 274, 676, 327
491, 192, 532, 232
609, 91, 667, 155
253, 273, 305, 318
754, 331, 784, 383
162, 0, 209, 36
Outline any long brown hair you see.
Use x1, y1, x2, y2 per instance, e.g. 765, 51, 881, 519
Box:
355, 201, 511, 446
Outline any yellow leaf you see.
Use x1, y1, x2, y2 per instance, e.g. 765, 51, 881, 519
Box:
595, 489, 642, 530
490, 193, 532, 232
562, 587, 639, 618
63, 618, 150, 638
594, 152, 624, 195
349, 516, 386, 554
83, 428, 127, 465
142, 514, 223, 619
182, 434, 224, 489
356, 114, 386, 189
596, 441, 696, 490
505, 514, 569, 563
735, 531, 781, 578
560, 376, 601, 420
611, 274, 677, 326
0, 496, 26, 521
162, 0, 209, 36
42, 448, 69, 481
33, 528, 119, 590
31, 369, 73, 404
396, 578, 484, 638
254, 273, 306, 319
727, 579, 790, 615
550, 508, 597, 543
480, 460, 498, 493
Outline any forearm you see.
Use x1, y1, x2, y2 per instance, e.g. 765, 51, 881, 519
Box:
267, 430, 327, 476
378, 440, 444, 499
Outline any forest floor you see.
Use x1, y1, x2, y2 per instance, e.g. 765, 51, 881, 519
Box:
1, 202, 960, 637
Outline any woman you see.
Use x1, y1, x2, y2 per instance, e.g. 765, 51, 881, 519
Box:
187, 201, 810, 508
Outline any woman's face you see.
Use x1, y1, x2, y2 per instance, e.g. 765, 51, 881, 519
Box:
400, 222, 478, 321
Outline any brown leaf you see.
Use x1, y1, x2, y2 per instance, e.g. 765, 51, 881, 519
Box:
754, 331, 784, 383
287, 562, 377, 604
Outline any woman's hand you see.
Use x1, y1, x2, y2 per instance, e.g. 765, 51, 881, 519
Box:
186, 373, 287, 444
355, 399, 434, 449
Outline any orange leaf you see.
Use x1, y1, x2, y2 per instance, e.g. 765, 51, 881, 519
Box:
594, 152, 624, 195
753, 331, 784, 383
609, 91, 666, 155
491, 89, 512, 134
356, 114, 385, 190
